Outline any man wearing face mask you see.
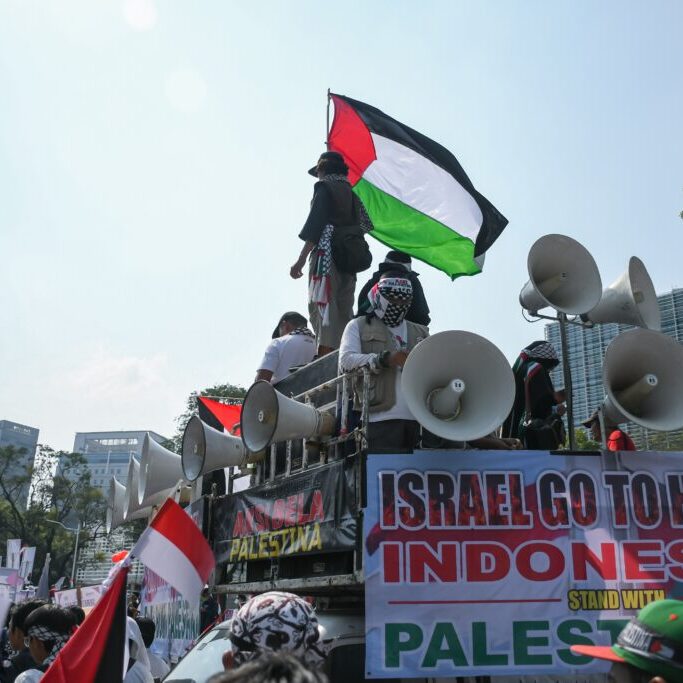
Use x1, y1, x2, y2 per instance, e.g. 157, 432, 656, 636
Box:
339, 273, 429, 454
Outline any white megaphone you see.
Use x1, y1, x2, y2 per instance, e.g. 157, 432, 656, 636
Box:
519, 234, 602, 315
124, 457, 173, 520
581, 256, 661, 330
138, 433, 185, 508
402, 331, 516, 442
181, 416, 264, 481
601, 328, 683, 431
241, 380, 335, 452
106, 478, 148, 533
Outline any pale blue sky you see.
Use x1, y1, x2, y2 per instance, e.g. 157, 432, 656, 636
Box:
1, 0, 681, 450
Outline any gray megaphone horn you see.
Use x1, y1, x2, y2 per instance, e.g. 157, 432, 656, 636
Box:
240, 380, 335, 452
519, 234, 602, 315
581, 256, 661, 330
124, 457, 174, 520
402, 331, 516, 442
601, 328, 683, 431
106, 478, 148, 533
138, 433, 185, 508
181, 415, 264, 482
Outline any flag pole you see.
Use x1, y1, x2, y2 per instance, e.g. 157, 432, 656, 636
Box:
326, 88, 331, 149
558, 313, 576, 450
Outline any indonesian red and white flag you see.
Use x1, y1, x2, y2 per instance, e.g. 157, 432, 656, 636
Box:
131, 498, 215, 603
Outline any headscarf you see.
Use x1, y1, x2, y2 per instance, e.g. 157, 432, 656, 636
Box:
368, 277, 413, 327
228, 591, 327, 667
517, 340, 559, 369
25, 625, 70, 668
126, 617, 151, 672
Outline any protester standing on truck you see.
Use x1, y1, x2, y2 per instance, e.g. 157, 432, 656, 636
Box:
356, 250, 431, 326
290, 151, 373, 357
339, 273, 428, 454
502, 340, 566, 449
255, 311, 316, 384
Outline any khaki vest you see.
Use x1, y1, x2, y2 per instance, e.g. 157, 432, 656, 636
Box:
352, 317, 429, 413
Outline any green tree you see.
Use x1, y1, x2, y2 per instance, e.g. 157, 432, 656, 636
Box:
0, 445, 106, 585
643, 430, 683, 451
171, 382, 247, 452
574, 428, 601, 451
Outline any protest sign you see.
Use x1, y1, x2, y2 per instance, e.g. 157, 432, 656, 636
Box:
364, 450, 683, 678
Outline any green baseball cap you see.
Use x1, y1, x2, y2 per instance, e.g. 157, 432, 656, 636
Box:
571, 599, 683, 680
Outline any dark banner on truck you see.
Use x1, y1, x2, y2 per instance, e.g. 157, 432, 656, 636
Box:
213, 460, 357, 565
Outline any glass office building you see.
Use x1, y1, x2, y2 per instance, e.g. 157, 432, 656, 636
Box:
545, 288, 683, 447
0, 419, 39, 508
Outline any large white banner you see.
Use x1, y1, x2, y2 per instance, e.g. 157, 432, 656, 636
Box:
53, 585, 104, 611
364, 450, 683, 679
53, 588, 79, 607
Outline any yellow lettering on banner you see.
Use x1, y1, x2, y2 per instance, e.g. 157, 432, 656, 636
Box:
270, 534, 281, 557
248, 536, 258, 560
231, 523, 326, 561
298, 525, 308, 552
621, 589, 666, 610
229, 539, 241, 562
258, 534, 269, 559
309, 523, 322, 550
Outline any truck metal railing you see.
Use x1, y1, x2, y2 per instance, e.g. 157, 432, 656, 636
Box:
245, 367, 371, 486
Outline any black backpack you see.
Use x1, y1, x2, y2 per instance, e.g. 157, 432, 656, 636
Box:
321, 181, 373, 274
332, 222, 372, 274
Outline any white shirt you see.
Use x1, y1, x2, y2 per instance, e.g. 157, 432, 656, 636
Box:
147, 651, 170, 680
338, 318, 415, 422
15, 670, 42, 683
124, 660, 154, 683
257, 332, 316, 384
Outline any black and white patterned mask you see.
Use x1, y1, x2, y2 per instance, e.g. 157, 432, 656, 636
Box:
369, 277, 413, 327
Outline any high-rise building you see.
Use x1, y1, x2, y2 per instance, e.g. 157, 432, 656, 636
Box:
545, 288, 683, 447
69, 429, 169, 586
72, 430, 169, 495
0, 419, 39, 508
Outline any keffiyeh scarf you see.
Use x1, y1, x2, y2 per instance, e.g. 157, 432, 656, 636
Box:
368, 277, 413, 327
27, 626, 71, 668
308, 224, 334, 326
514, 341, 559, 372
229, 591, 327, 667
289, 327, 315, 338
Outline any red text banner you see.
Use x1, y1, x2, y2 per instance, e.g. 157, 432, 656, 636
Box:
364, 450, 683, 678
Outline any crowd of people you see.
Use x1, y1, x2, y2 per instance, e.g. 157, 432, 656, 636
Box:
3, 588, 681, 682
0, 599, 168, 683
255, 149, 633, 453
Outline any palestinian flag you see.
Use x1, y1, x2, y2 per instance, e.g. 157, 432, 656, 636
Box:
42, 566, 128, 683
198, 396, 241, 435
328, 94, 508, 279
